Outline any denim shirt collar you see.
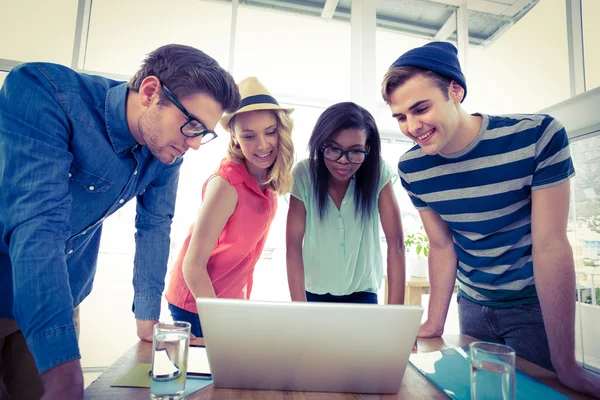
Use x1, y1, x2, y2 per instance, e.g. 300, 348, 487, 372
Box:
105, 83, 138, 154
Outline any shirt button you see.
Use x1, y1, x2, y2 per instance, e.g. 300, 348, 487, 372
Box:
119, 199, 124, 204
133, 170, 138, 175
68, 173, 72, 178
82, 230, 87, 235
68, 250, 73, 255
340, 243, 344, 248
88, 186, 95, 191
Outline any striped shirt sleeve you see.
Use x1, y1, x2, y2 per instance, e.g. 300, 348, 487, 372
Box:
398, 162, 430, 210
531, 116, 575, 190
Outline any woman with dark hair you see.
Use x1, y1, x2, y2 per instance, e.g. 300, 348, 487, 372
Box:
286, 102, 406, 304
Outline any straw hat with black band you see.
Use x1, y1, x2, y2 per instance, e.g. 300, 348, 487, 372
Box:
220, 77, 294, 130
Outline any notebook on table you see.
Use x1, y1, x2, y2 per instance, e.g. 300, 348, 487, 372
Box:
409, 347, 570, 399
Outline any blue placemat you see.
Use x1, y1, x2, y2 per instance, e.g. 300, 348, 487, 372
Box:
409, 347, 570, 400
172, 376, 213, 397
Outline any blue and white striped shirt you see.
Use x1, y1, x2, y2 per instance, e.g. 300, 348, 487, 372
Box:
399, 114, 575, 307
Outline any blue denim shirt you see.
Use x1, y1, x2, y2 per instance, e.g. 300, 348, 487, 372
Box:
0, 63, 182, 373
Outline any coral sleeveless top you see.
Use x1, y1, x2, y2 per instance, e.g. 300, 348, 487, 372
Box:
165, 158, 277, 313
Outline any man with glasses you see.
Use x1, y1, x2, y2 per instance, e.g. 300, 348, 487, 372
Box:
0, 44, 239, 399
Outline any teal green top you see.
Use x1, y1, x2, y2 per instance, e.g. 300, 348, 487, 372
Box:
291, 158, 396, 295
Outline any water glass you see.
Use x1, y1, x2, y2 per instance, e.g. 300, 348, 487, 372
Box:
150, 321, 191, 400
470, 342, 516, 400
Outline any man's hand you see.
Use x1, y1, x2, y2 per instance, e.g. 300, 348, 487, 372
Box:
136, 319, 158, 342
41, 359, 83, 400
556, 364, 600, 399
417, 320, 444, 338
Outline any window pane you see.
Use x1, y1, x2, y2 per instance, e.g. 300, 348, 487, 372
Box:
233, 6, 350, 104
466, 0, 570, 114
85, 0, 231, 75
0, 0, 77, 65
583, 0, 600, 91
570, 134, 600, 373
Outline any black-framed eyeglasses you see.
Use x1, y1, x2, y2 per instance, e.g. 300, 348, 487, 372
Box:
321, 145, 369, 164
161, 84, 217, 144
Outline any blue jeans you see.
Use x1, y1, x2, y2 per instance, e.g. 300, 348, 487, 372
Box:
457, 295, 553, 371
168, 304, 203, 338
306, 291, 378, 304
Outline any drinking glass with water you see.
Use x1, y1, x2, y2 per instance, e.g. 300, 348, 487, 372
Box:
151, 321, 191, 400
469, 342, 516, 400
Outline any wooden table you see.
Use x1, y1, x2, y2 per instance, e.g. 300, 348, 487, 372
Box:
84, 335, 591, 399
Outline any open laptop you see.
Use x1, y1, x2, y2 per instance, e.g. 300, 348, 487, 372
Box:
196, 298, 423, 394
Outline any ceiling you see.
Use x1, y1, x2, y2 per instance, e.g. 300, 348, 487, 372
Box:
233, 0, 540, 46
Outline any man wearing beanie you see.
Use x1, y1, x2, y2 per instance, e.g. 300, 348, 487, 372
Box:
381, 41, 600, 397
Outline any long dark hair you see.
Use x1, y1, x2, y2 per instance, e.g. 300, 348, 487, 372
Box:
308, 102, 381, 223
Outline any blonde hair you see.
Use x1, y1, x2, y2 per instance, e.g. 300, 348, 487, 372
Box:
226, 109, 295, 194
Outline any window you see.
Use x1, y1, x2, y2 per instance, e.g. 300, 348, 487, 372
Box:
570, 134, 600, 373
85, 0, 232, 74
233, 5, 351, 105
582, 0, 600, 91
0, 0, 77, 65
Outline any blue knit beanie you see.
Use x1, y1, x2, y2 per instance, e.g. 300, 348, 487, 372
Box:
390, 41, 467, 102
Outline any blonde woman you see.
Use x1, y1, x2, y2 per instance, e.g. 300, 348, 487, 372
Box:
165, 77, 294, 337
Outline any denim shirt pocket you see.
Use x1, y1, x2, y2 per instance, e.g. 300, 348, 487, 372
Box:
69, 163, 113, 193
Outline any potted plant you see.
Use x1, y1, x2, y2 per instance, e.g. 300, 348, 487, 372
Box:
404, 226, 429, 278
